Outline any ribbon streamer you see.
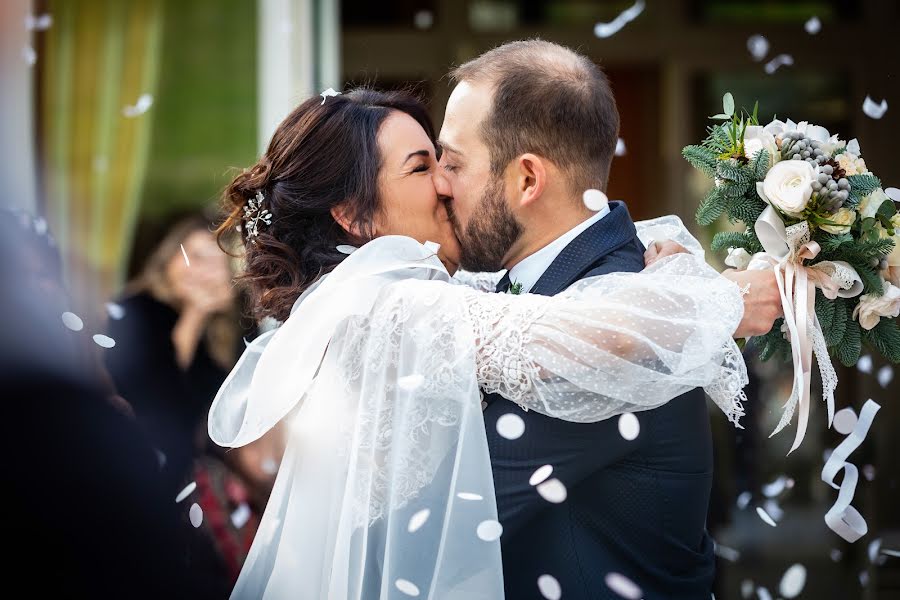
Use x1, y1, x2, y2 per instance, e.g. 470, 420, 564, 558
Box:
749, 205, 863, 454
821, 399, 880, 542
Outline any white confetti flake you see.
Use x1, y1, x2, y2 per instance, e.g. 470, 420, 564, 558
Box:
862, 96, 888, 120
834, 407, 859, 435
457, 492, 483, 501
261, 458, 278, 475
764, 54, 794, 75
336, 245, 357, 254
123, 93, 153, 117
756, 587, 772, 600
763, 499, 784, 522
877, 365, 893, 388
395, 579, 420, 597
179, 243, 190, 267
740, 579, 754, 599
883, 549, 900, 558
189, 503, 203, 528
105, 302, 126, 320
155, 449, 167, 468
175, 481, 197, 503
583, 188, 609, 212
778, 563, 807, 598
22, 45, 37, 66
593, 0, 645, 38
604, 572, 642, 599
61, 312, 84, 331
857, 354, 873, 373
830, 548, 843, 562
737, 491, 752, 510
231, 502, 252, 529
746, 35, 769, 61
320, 88, 341, 105
476, 519, 503, 542
885, 187, 900, 202
714, 542, 740, 562
618, 413, 640, 441
537, 574, 562, 600
756, 506, 777, 527
762, 475, 788, 498
93, 334, 116, 349
536, 478, 568, 504
398, 374, 425, 391
804, 16, 822, 34
497, 413, 525, 440
615, 138, 627, 157
407, 509, 430, 533
25, 13, 53, 31
529, 464, 554, 486
868, 538, 883, 563
862, 464, 876, 481
859, 570, 870, 587
413, 10, 434, 30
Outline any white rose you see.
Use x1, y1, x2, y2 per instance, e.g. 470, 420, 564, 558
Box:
821, 207, 857, 235
725, 247, 752, 270
858, 188, 889, 219
836, 152, 868, 176
852, 281, 900, 330
756, 160, 816, 218
743, 126, 778, 167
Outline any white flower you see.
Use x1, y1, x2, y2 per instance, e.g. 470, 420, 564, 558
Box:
725, 247, 753, 270
836, 152, 868, 176
859, 188, 889, 219
763, 119, 830, 144
743, 126, 778, 167
853, 281, 900, 330
756, 160, 816, 218
821, 207, 857, 235
818, 134, 847, 157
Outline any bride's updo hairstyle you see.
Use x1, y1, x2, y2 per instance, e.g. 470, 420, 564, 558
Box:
218, 88, 437, 322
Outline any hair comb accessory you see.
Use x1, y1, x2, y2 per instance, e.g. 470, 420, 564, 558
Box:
242, 191, 272, 243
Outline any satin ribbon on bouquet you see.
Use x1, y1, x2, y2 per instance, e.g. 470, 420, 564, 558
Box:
748, 205, 864, 454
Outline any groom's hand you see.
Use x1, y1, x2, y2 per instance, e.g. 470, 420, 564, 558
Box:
644, 240, 689, 266
723, 269, 784, 338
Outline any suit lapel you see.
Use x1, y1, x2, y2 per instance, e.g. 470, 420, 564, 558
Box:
529, 201, 639, 296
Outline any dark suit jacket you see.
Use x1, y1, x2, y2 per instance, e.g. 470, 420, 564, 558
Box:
483, 201, 715, 599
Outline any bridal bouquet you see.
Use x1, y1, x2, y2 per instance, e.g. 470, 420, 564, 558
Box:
683, 93, 900, 452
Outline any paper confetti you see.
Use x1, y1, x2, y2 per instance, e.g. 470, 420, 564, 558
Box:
857, 354, 873, 374
756, 587, 773, 600
123, 94, 153, 117
395, 579, 420, 597
618, 413, 640, 441
583, 189, 609, 212
830, 548, 843, 562
175, 481, 197, 503
25, 13, 53, 31
604, 572, 642, 599
529, 465, 553, 486
537, 574, 562, 600
497, 413, 525, 440
476, 519, 503, 542
756, 506, 777, 527
746, 35, 769, 61
536, 478, 568, 504
413, 10, 434, 30
22, 45, 37, 66
231, 502, 252, 529
740, 580, 754, 598
93, 334, 116, 349
833, 407, 859, 435
737, 491, 752, 510
877, 365, 893, 388
336, 245, 357, 255
189, 503, 203, 528
407, 509, 430, 533
320, 88, 341, 105
779, 563, 807, 598
764, 54, 794, 75
593, 0, 645, 38
862, 464, 876, 481
869, 538, 883, 563
457, 492, 483, 501
804, 16, 822, 34
862, 96, 888, 120
714, 542, 740, 562
105, 302, 126, 320
61, 312, 84, 331
885, 187, 900, 202
615, 138, 627, 157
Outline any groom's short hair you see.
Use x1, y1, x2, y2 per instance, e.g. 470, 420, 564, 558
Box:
450, 39, 620, 194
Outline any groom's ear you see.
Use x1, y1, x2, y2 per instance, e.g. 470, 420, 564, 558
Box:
513, 153, 547, 208
330, 203, 365, 239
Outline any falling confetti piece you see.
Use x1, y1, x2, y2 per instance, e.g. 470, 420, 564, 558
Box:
857, 354, 873, 374
804, 16, 822, 34
834, 407, 859, 435
261, 458, 278, 475
763, 499, 784, 522
395, 579, 420, 597
105, 302, 126, 320
537, 574, 562, 600
883, 549, 900, 558
740, 580, 754, 598
714, 542, 740, 562
762, 475, 788, 498
93, 334, 116, 349
756, 587, 772, 600
593, 0, 645, 38
862, 464, 876, 481
529, 465, 553, 486
413, 10, 434, 30
583, 189, 609, 212
868, 538, 883, 563
537, 478, 568, 504
155, 449, 167, 468
877, 365, 893, 388
615, 138, 627, 157
321, 88, 341, 105
737, 491, 752, 510
476, 519, 503, 542
25, 13, 53, 31
336, 245, 357, 254
779, 563, 807, 598
22, 45, 37, 66
885, 187, 900, 202
746, 35, 769, 61
231, 502, 251, 529
189, 503, 203, 528
407, 509, 430, 533
179, 243, 191, 267
830, 548, 843, 561
457, 492, 483, 501
123, 93, 153, 117
604, 572, 642, 599
764, 54, 794, 75
175, 481, 197, 503
756, 506, 777, 527
618, 413, 640, 441
862, 96, 888, 120
398, 374, 425, 391
497, 413, 525, 440
859, 571, 870, 587
61, 312, 84, 331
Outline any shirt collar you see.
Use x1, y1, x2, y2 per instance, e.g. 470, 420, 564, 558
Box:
507, 205, 610, 294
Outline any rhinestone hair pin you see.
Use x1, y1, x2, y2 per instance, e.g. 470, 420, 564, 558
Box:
241, 191, 272, 243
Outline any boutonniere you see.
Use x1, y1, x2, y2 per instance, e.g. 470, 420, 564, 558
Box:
508, 281, 523, 295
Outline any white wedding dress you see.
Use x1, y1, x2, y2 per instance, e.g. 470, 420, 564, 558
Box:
208, 216, 747, 599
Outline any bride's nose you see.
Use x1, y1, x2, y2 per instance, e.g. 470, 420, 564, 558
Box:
432, 168, 452, 200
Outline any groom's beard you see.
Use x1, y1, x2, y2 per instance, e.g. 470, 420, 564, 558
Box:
454, 176, 523, 272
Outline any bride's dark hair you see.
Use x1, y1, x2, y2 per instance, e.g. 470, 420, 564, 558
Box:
218, 88, 437, 322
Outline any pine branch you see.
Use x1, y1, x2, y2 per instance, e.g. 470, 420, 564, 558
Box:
837, 320, 862, 367
824, 297, 849, 347
682, 145, 718, 178
716, 160, 753, 184
711, 229, 763, 254
847, 174, 882, 198
815, 290, 836, 333
863, 318, 900, 363
727, 194, 765, 225
696, 187, 727, 226
749, 149, 770, 180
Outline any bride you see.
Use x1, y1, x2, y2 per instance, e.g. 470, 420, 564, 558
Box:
208, 88, 750, 599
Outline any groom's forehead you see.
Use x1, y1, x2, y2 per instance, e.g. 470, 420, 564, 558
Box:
440, 81, 493, 144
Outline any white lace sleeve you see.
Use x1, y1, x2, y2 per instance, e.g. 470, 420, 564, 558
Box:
635, 214, 705, 259
463, 253, 748, 426
451, 269, 506, 292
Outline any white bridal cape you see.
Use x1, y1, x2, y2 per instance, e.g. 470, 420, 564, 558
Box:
208, 216, 748, 599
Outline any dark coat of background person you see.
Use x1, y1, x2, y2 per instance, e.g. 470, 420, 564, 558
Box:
483, 201, 716, 600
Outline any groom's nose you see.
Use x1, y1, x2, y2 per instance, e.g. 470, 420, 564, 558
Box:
432, 168, 453, 200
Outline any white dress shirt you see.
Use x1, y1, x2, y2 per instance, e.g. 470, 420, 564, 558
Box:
507, 205, 611, 294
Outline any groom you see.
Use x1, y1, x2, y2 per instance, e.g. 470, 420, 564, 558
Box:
435, 40, 781, 599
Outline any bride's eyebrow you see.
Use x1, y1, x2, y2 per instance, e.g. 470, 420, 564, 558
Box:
402, 150, 431, 166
